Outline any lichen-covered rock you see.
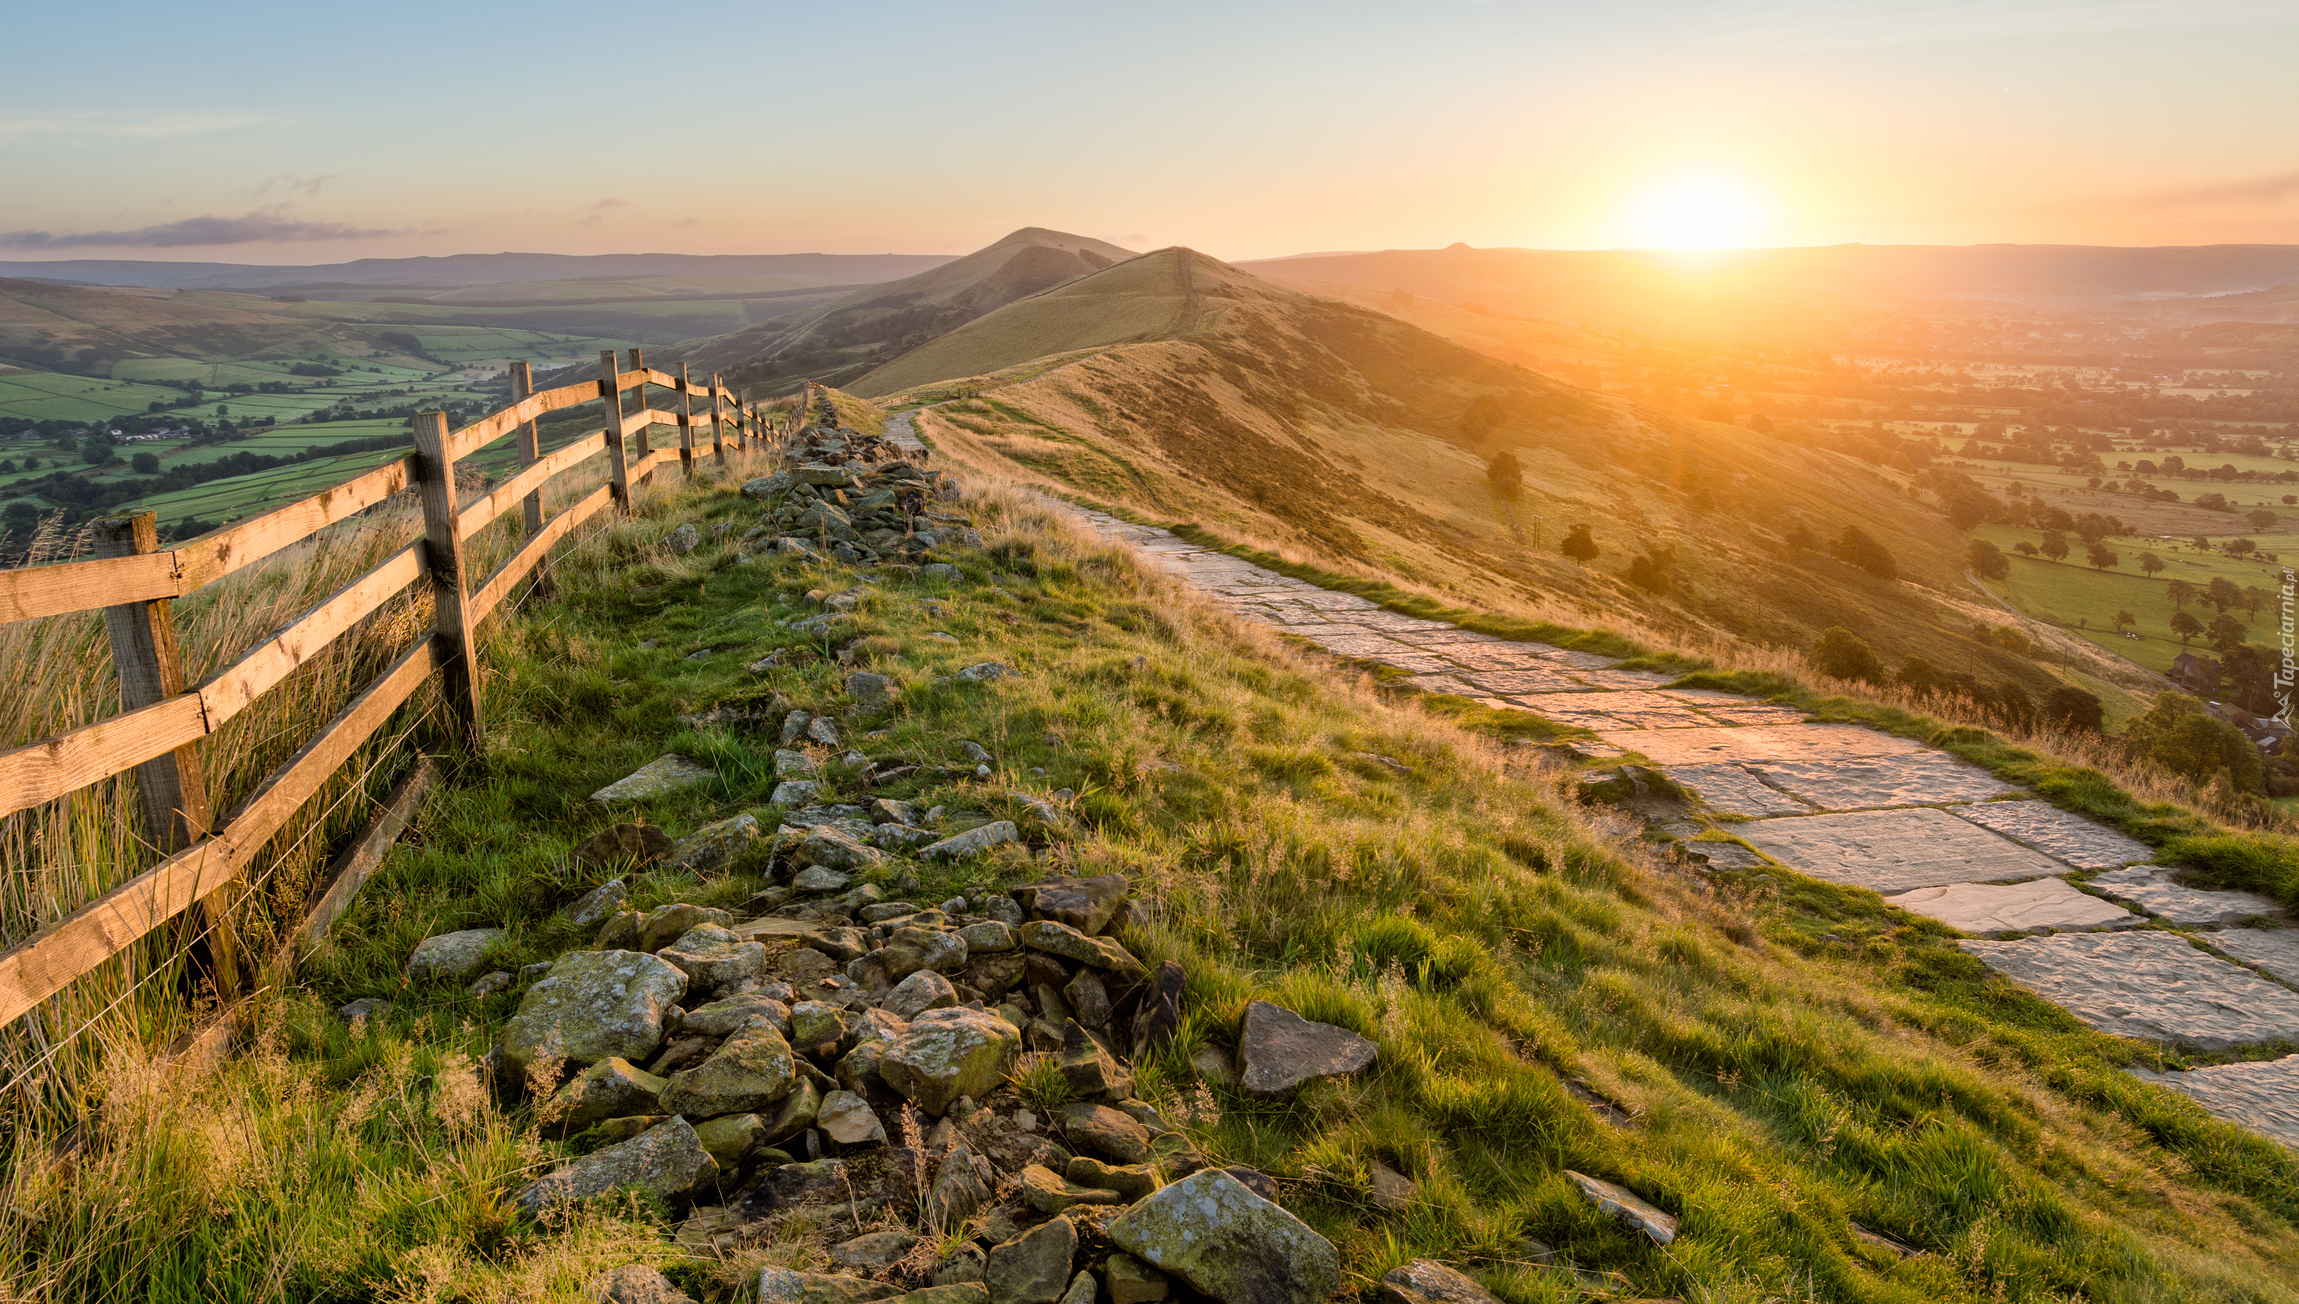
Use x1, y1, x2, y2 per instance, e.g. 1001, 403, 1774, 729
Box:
883, 970, 958, 1020
586, 1263, 697, 1304
772, 780, 821, 806
959, 920, 1016, 953
920, 821, 1019, 862
790, 1000, 852, 1048
1376, 1261, 1502, 1304
1021, 1163, 1124, 1213
1107, 1169, 1340, 1304
406, 928, 504, 981
929, 1143, 994, 1224
881, 1007, 1023, 1115
818, 1089, 888, 1146
503, 950, 687, 1074
762, 1076, 824, 1146
681, 993, 792, 1037
955, 662, 1014, 683
1016, 875, 1128, 935
987, 1213, 1075, 1304
661, 1025, 798, 1118
1019, 920, 1141, 974
1057, 1102, 1151, 1164
669, 814, 760, 874
565, 878, 630, 928
593, 754, 716, 804
757, 1267, 901, 1304
1237, 1000, 1376, 1098
846, 672, 895, 707
1103, 1254, 1168, 1304
658, 924, 769, 999
1068, 1156, 1159, 1201
513, 1115, 717, 1215
801, 826, 886, 872
833, 1229, 918, 1271
884, 926, 969, 980
693, 1113, 766, 1168
640, 903, 735, 954
549, 1057, 667, 1134
574, 823, 675, 872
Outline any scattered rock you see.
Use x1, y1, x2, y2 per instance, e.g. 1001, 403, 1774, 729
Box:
955, 663, 1014, 683
503, 950, 688, 1074
1018, 875, 1129, 935
406, 928, 504, 981
681, 993, 792, 1037
469, 970, 513, 998
881, 1007, 1024, 1115
693, 1113, 766, 1168
513, 1115, 717, 1215
847, 673, 896, 707
586, 1264, 697, 1304
1563, 1170, 1677, 1245
669, 814, 761, 874
338, 998, 391, 1023
833, 1230, 919, 1271
801, 826, 887, 872
773, 780, 821, 806
757, 1267, 902, 1304
1019, 920, 1140, 974
1058, 1102, 1152, 1164
1107, 1169, 1341, 1304
921, 821, 1021, 861
593, 754, 716, 804
1068, 1155, 1159, 1200
1103, 1254, 1168, 1304
574, 824, 675, 872
1368, 1161, 1416, 1210
935, 1245, 988, 1288
883, 970, 959, 1019
1237, 1000, 1376, 1098
987, 1212, 1077, 1304
930, 1144, 995, 1225
657, 924, 768, 999
565, 878, 631, 928
1377, 1261, 1502, 1304
641, 903, 734, 953
661, 1025, 798, 1117
818, 1090, 889, 1146
1022, 1163, 1124, 1213
550, 1057, 668, 1134
885, 926, 969, 979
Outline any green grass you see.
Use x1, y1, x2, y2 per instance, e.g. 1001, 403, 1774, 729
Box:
11, 464, 2298, 1301
0, 372, 189, 422
1971, 525, 2289, 673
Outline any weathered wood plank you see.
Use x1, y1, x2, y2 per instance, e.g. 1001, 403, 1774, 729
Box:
293, 755, 437, 955
599, 353, 634, 514
455, 431, 607, 542
443, 374, 611, 463
411, 414, 483, 748
0, 695, 208, 822
94, 513, 212, 853
467, 483, 612, 625
197, 542, 426, 728
0, 552, 181, 625
510, 362, 544, 536
0, 638, 437, 1026
176, 455, 416, 592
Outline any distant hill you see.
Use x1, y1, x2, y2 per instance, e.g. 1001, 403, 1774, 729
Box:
1234, 243, 2299, 338
0, 251, 952, 293
0, 278, 355, 373
679, 228, 1137, 393
870, 249, 2090, 698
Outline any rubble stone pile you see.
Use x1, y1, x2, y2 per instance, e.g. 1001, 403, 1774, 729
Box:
739, 410, 979, 566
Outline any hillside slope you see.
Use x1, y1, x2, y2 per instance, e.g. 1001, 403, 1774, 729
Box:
0, 278, 357, 373
872, 251, 2086, 699
681, 229, 1136, 392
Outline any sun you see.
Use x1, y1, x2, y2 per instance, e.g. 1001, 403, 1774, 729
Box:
1626, 176, 1765, 250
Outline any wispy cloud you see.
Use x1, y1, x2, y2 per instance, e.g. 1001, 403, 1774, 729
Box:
0, 111, 272, 139
259, 173, 341, 195
1674, 0, 2290, 53
2133, 171, 2299, 209
576, 197, 627, 228
0, 208, 401, 249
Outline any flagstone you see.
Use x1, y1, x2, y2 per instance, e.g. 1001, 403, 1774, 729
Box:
1961, 931, 2299, 1050
1745, 753, 2019, 811
1736, 807, 2064, 891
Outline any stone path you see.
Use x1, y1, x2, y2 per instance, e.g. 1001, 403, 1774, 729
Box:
1060, 507, 2299, 1148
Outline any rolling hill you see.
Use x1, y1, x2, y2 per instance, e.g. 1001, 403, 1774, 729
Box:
679, 228, 1137, 393
0, 250, 951, 293
865, 248, 2143, 702
0, 279, 360, 373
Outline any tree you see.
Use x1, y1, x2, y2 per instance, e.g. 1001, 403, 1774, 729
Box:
2139, 551, 2165, 577
2248, 508, 2280, 530
2170, 610, 2204, 644
1815, 627, 1887, 684
2015, 541, 2039, 557
2039, 530, 2070, 563
2206, 576, 2240, 613
2241, 585, 2270, 618
1828, 525, 1898, 580
2113, 610, 2135, 634
1485, 451, 1525, 542
2207, 612, 2248, 654
2166, 579, 2195, 609
130, 451, 159, 474
1966, 538, 2010, 580
2044, 686, 2105, 732
1626, 546, 1678, 596
1560, 524, 1599, 564
2085, 541, 2119, 570
2123, 691, 2265, 793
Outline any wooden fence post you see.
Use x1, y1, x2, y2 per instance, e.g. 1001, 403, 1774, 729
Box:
410, 412, 484, 751
598, 350, 633, 514
710, 373, 729, 466
677, 362, 697, 479
510, 361, 543, 535
627, 347, 653, 486
93, 512, 212, 852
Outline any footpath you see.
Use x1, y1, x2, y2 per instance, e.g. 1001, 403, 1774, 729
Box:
1060, 507, 2299, 1152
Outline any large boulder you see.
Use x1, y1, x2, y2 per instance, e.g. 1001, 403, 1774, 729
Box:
406, 928, 504, 981
668, 814, 761, 874
502, 951, 687, 1075
640, 903, 734, 953
880, 1007, 1023, 1115
549, 1057, 668, 1134
758, 1268, 901, 1304
513, 1115, 717, 1215
1237, 1001, 1376, 1098
661, 1025, 798, 1118
1015, 876, 1129, 935
818, 1090, 889, 1147
1107, 1169, 1340, 1304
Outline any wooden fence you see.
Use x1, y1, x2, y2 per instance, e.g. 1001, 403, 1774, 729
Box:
0, 351, 795, 1028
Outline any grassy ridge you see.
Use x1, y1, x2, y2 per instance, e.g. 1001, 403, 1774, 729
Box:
7, 464, 2298, 1300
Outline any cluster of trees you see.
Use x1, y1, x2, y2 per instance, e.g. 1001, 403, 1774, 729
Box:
1812, 627, 2105, 732
0, 431, 414, 533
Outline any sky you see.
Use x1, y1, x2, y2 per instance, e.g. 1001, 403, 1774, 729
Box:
2, 0, 2295, 264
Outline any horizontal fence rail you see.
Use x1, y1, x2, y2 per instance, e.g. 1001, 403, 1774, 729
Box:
0, 354, 794, 1028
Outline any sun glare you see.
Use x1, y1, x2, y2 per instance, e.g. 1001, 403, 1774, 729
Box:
1626, 177, 1764, 250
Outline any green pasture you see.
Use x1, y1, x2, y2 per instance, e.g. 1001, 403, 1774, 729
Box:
0, 373, 188, 422
1972, 531, 2290, 674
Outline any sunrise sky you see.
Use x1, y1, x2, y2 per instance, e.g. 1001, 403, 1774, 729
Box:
4, 0, 2295, 263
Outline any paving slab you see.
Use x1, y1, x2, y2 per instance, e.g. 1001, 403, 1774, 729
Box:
1737, 807, 2065, 891
1458, 669, 1592, 695
2131, 1055, 2299, 1151
2207, 929, 2299, 985
1512, 691, 1718, 730
2087, 868, 2286, 928
1404, 675, 1480, 696
1601, 723, 1925, 766
1445, 648, 1568, 672
1308, 633, 1421, 658
1960, 931, 2299, 1050
1745, 753, 2019, 811
1884, 877, 2137, 936
1950, 802, 2158, 870
1573, 668, 1680, 690
1666, 763, 1816, 817
1697, 704, 1814, 725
